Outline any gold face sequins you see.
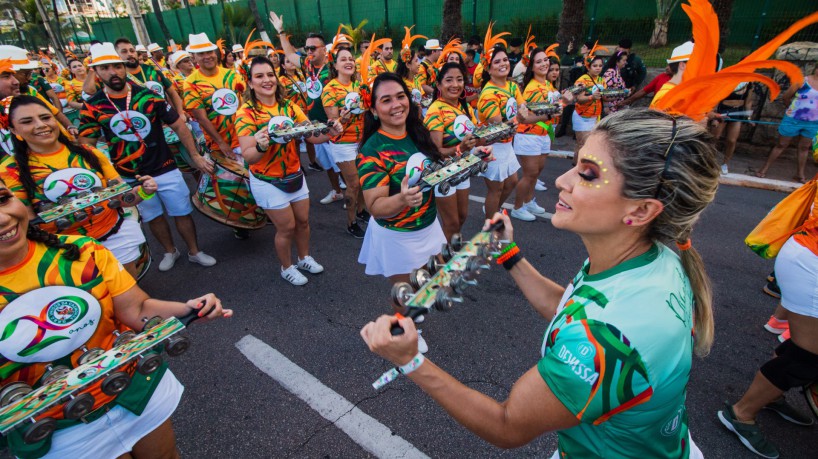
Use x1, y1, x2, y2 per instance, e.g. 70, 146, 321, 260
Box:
578, 154, 611, 189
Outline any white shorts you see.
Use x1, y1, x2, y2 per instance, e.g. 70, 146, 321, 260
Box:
136, 169, 193, 222
572, 111, 598, 132
315, 142, 341, 172
481, 142, 520, 182
513, 133, 551, 156
329, 142, 358, 164
249, 172, 310, 210
358, 217, 446, 277
101, 217, 146, 265
776, 237, 818, 318
38, 371, 184, 459
434, 178, 470, 197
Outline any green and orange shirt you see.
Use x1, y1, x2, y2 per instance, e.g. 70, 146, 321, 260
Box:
372, 59, 398, 75
127, 63, 173, 100
518, 78, 559, 136
80, 82, 180, 178
65, 78, 85, 104
0, 145, 123, 240
417, 59, 437, 89
300, 57, 332, 121
0, 236, 137, 413
404, 76, 425, 106
279, 72, 309, 112
182, 66, 245, 151
234, 99, 306, 179
423, 99, 477, 148
46, 75, 68, 108
477, 80, 523, 144
29, 74, 53, 100
358, 130, 436, 231
321, 79, 365, 144
574, 74, 606, 119
540, 243, 694, 457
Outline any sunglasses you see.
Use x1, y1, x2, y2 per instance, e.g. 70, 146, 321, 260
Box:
304, 46, 319, 52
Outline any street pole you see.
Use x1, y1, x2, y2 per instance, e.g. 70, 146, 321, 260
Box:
122, 0, 151, 45
33, 0, 65, 58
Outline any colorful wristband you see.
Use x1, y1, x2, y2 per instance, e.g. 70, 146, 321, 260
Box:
503, 252, 524, 270
372, 353, 425, 389
496, 245, 520, 265
137, 187, 155, 200
499, 241, 517, 256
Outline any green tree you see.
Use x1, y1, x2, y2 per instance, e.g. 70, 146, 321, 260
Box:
440, 0, 463, 42
223, 4, 254, 44
340, 19, 369, 50
711, 0, 735, 50
557, 0, 585, 53
649, 0, 682, 48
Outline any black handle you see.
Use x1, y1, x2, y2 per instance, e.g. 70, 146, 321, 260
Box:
178, 300, 210, 327
487, 219, 505, 233
390, 308, 426, 336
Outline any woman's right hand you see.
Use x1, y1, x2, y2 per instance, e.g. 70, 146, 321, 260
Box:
254, 130, 271, 151
460, 134, 477, 151
483, 210, 513, 242
400, 175, 423, 208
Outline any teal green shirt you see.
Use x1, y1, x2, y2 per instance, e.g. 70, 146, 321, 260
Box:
539, 243, 695, 458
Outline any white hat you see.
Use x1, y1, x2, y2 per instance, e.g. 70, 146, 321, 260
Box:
667, 41, 694, 63
169, 50, 192, 69
88, 42, 125, 67
232, 44, 244, 53
187, 33, 218, 53
135, 44, 147, 53
147, 43, 162, 53
424, 39, 442, 50
333, 35, 352, 46
0, 45, 40, 70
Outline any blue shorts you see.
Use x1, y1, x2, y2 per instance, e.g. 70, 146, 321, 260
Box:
314, 142, 341, 172
135, 168, 194, 222
778, 115, 818, 139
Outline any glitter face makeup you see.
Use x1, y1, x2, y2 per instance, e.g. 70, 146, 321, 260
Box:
577, 153, 611, 189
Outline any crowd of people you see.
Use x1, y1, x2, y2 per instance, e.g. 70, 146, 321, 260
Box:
0, 1, 817, 457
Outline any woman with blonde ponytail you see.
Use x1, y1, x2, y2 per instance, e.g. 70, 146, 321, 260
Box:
361, 108, 718, 458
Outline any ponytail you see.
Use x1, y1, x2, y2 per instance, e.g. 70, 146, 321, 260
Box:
679, 245, 714, 357
26, 225, 80, 261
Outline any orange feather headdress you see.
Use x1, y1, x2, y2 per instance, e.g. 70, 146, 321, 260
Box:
545, 43, 560, 64
584, 41, 608, 68
654, 0, 818, 120
327, 24, 354, 64
481, 21, 510, 68
435, 38, 466, 69
238, 28, 276, 81
401, 26, 427, 64
0, 59, 13, 75
520, 26, 538, 67
359, 34, 391, 109
216, 39, 226, 55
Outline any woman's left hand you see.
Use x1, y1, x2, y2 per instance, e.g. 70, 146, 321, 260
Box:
186, 293, 233, 322
461, 133, 477, 150
360, 314, 418, 366
136, 175, 157, 195
327, 119, 343, 137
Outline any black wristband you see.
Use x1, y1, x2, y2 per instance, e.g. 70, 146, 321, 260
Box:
255, 143, 267, 153
503, 252, 524, 270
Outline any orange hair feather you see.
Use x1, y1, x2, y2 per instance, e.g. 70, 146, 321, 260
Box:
520, 26, 538, 67
482, 21, 510, 67
584, 41, 608, 68
361, 35, 391, 85
243, 29, 275, 60
401, 26, 427, 64
545, 43, 560, 63
435, 38, 466, 69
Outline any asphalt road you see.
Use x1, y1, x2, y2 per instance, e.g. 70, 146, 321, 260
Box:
9, 157, 816, 458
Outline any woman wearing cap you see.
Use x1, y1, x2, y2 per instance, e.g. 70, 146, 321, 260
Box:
236, 56, 341, 285
0, 95, 157, 278
321, 42, 369, 239
362, 109, 718, 458
572, 43, 608, 163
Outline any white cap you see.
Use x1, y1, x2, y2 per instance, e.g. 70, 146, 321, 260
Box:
147, 43, 162, 53
187, 33, 218, 53
424, 39, 442, 50
169, 50, 192, 69
88, 42, 125, 67
667, 41, 694, 63
0, 45, 40, 70
135, 44, 147, 53
232, 44, 244, 53
333, 35, 352, 47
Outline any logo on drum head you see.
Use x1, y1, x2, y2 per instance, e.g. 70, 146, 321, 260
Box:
306, 77, 323, 100
344, 92, 364, 114
411, 88, 422, 105
145, 81, 165, 98
43, 168, 102, 202
452, 114, 475, 141
0, 286, 102, 363
294, 81, 307, 94
211, 88, 239, 116
267, 115, 295, 144
110, 111, 152, 142
404, 152, 431, 187
504, 98, 518, 120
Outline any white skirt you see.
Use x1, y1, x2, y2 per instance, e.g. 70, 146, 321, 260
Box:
434, 177, 470, 197
358, 217, 446, 277
329, 142, 358, 163
513, 133, 551, 156
572, 110, 598, 132
776, 237, 818, 318
481, 142, 520, 182
101, 217, 146, 265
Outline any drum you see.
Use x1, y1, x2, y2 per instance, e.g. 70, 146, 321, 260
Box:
65, 107, 80, 126
192, 162, 265, 230
122, 206, 152, 281
163, 125, 196, 174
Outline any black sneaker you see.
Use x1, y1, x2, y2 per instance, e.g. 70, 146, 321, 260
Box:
357, 209, 371, 222
763, 397, 815, 426
347, 222, 365, 239
308, 162, 324, 172
233, 228, 250, 240
763, 280, 781, 299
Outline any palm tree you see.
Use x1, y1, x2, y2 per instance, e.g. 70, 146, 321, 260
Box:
557, 0, 586, 53
649, 0, 682, 48
440, 0, 463, 42
150, 0, 174, 45
340, 19, 369, 50
246, 0, 270, 43
711, 0, 735, 50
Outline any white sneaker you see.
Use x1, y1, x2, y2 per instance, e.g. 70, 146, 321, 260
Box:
417, 330, 429, 354
339, 177, 347, 190
510, 206, 536, 222
158, 248, 180, 272
413, 314, 425, 324
319, 190, 344, 204
525, 199, 547, 216
188, 251, 217, 267
281, 265, 308, 285
297, 255, 324, 274
535, 179, 548, 191
721, 164, 729, 175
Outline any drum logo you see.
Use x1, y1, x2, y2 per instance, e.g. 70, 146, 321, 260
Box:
43, 168, 102, 202
306, 77, 323, 100
344, 92, 364, 114
411, 89, 422, 105
0, 286, 102, 363
211, 88, 239, 116
145, 81, 165, 98
110, 111, 152, 142
452, 114, 475, 141
504, 98, 518, 120
404, 152, 430, 187
268, 115, 295, 144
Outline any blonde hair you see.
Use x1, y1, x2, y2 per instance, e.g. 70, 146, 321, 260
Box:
595, 109, 720, 357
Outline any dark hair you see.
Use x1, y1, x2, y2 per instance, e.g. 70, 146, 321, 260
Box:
329, 48, 355, 80
278, 56, 304, 80
358, 73, 440, 161
306, 33, 326, 44
8, 96, 103, 204
465, 49, 476, 59
359, 39, 370, 49
547, 57, 562, 88
434, 63, 470, 113
396, 49, 417, 80
583, 41, 594, 50
618, 38, 633, 49
604, 51, 628, 72
246, 56, 286, 107
220, 50, 234, 67
481, 46, 508, 88
90, 40, 102, 46
114, 38, 131, 48
584, 56, 604, 75
66, 59, 82, 79
522, 48, 548, 90
27, 225, 80, 261
668, 62, 681, 75
467, 36, 481, 47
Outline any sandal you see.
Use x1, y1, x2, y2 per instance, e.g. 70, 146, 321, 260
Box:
755, 171, 766, 178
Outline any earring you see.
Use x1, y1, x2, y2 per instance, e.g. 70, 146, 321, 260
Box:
373, 114, 379, 120
15, 135, 22, 141
626, 219, 632, 225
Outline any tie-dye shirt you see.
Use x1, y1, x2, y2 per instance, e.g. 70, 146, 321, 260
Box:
518, 79, 559, 136
540, 243, 694, 458
372, 59, 398, 75
182, 66, 245, 151
357, 130, 436, 231
321, 79, 365, 144
574, 74, 606, 119
785, 79, 818, 122
477, 80, 523, 144
423, 99, 477, 148
234, 99, 307, 179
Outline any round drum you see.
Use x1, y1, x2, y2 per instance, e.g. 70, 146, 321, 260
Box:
163, 125, 197, 174
192, 162, 266, 229
122, 206, 152, 281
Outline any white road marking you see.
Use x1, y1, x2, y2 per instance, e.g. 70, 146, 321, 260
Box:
467, 194, 554, 220
235, 335, 430, 459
